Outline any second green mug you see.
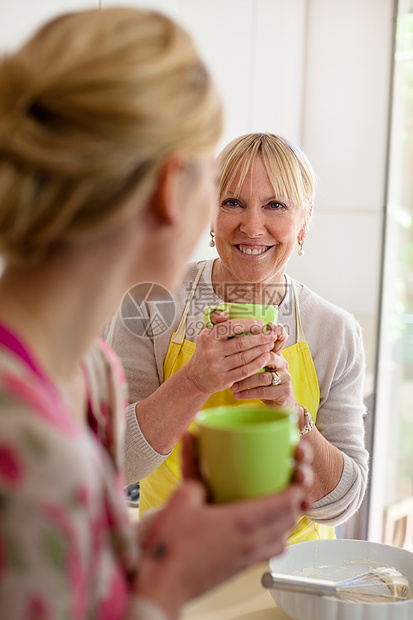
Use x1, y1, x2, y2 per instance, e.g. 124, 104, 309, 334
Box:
195, 405, 299, 504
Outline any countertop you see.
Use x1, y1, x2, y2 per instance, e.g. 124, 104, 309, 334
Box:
182, 562, 292, 620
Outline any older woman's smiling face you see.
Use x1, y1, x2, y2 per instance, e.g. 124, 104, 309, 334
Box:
214, 155, 307, 285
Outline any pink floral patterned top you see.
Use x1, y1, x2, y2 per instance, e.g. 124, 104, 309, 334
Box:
0, 323, 151, 620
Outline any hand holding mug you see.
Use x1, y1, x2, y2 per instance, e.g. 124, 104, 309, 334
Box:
183, 306, 281, 396
132, 430, 312, 617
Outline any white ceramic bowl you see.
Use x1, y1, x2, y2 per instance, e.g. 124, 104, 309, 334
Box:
267, 539, 413, 620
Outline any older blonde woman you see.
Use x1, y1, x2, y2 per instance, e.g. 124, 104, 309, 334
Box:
108, 133, 368, 542
0, 13, 309, 620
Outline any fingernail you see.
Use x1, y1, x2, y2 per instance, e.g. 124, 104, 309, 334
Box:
231, 383, 239, 391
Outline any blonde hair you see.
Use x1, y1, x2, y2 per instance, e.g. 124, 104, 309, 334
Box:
218, 133, 314, 224
0, 8, 222, 265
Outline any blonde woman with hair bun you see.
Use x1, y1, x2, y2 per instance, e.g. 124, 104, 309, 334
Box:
0, 9, 309, 620
108, 131, 368, 543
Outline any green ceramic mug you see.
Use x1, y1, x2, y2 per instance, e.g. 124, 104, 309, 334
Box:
202, 302, 277, 334
195, 405, 299, 504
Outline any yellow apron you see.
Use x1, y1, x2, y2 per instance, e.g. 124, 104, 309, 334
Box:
139, 264, 335, 542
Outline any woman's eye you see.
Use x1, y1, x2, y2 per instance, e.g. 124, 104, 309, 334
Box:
221, 199, 243, 210
267, 201, 286, 211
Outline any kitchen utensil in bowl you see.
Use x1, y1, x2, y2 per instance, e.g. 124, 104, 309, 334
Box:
265, 539, 413, 620
262, 565, 411, 601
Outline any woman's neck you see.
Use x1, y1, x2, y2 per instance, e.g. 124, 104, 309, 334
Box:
0, 249, 128, 387
211, 259, 287, 306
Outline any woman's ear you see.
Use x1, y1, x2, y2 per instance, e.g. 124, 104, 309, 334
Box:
305, 203, 313, 232
126, 154, 194, 290
299, 203, 313, 240
144, 155, 187, 229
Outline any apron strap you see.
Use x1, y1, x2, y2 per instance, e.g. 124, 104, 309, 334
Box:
291, 280, 306, 343
171, 262, 207, 345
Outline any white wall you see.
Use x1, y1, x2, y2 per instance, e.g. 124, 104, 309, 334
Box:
0, 0, 98, 52
292, 0, 394, 377
1, 0, 395, 375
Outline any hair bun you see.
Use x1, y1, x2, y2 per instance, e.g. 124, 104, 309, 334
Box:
0, 8, 222, 265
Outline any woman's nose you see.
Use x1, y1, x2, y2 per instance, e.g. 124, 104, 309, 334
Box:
239, 207, 267, 237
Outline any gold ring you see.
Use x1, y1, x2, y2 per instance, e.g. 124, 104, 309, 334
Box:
270, 371, 282, 386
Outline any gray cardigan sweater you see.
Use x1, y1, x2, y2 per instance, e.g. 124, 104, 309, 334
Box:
106, 259, 369, 527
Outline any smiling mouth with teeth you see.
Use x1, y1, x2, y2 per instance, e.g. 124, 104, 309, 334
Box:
236, 245, 271, 256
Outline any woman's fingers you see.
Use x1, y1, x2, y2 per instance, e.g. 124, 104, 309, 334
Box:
133, 478, 309, 606
237, 488, 305, 565
220, 339, 275, 372
231, 362, 297, 408
271, 323, 288, 354
293, 462, 314, 495
143, 481, 206, 558
219, 352, 273, 385
294, 438, 313, 466
230, 356, 286, 392
188, 320, 283, 394
194, 326, 277, 379
292, 441, 314, 508
232, 383, 295, 404
208, 309, 229, 324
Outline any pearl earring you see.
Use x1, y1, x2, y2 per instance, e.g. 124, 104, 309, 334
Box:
209, 230, 215, 248
298, 238, 305, 256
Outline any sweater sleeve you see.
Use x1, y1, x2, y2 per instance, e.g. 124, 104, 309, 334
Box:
298, 289, 369, 526
124, 403, 172, 486
0, 378, 135, 620
105, 307, 173, 485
